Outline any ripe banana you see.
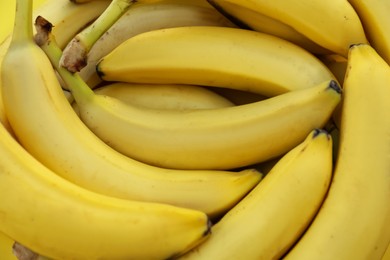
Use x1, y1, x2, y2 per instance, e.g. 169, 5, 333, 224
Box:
3, 8, 261, 218
83, 82, 235, 110
60, 0, 135, 72
208, 0, 368, 57
0, 0, 108, 136
0, 231, 16, 260
0, 110, 210, 259
79, 0, 236, 87
206, 0, 330, 55
53, 29, 341, 171
347, 0, 390, 65
96, 26, 336, 97
284, 44, 390, 259
181, 129, 333, 259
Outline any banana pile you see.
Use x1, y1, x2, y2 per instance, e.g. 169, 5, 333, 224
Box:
0, 0, 389, 259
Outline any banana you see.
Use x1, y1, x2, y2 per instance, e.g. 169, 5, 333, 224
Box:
79, 0, 236, 88
383, 243, 390, 260
60, 0, 135, 72
347, 0, 390, 65
83, 82, 235, 110
0, 108, 210, 259
49, 27, 341, 171
284, 44, 390, 259
0, 231, 16, 260
181, 129, 333, 260
0, 0, 109, 136
3, 8, 261, 218
207, 0, 368, 57
33, 0, 111, 49
96, 26, 336, 97
206, 0, 330, 55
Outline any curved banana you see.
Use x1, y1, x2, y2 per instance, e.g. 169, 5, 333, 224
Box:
60, 0, 135, 72
208, 0, 368, 57
79, 0, 236, 87
284, 44, 390, 259
347, 0, 390, 65
83, 82, 235, 110
0, 106, 210, 260
96, 26, 336, 97
181, 129, 333, 259
50, 29, 341, 171
206, 0, 330, 55
0, 0, 109, 136
3, 9, 261, 218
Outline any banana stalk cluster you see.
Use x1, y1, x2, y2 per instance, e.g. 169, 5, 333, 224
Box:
0, 0, 389, 259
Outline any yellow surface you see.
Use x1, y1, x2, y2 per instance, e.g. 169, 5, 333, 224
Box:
0, 0, 48, 42
0, 231, 16, 260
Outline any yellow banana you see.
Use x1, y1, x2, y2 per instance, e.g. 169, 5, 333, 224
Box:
79, 0, 236, 88
60, 0, 135, 72
85, 82, 235, 110
284, 44, 390, 259
383, 243, 390, 260
3, 9, 261, 218
208, 0, 368, 57
347, 0, 390, 65
207, 0, 330, 55
50, 28, 341, 171
97, 26, 336, 97
0, 0, 109, 136
33, 0, 111, 49
0, 231, 16, 260
0, 105, 210, 259
181, 129, 333, 259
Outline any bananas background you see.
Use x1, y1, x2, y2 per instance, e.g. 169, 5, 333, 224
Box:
1, 0, 390, 259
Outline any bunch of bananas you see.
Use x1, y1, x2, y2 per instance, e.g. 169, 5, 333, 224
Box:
0, 0, 390, 259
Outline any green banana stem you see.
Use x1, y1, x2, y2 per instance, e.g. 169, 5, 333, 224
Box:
60, 0, 136, 72
34, 16, 95, 105
11, 0, 33, 45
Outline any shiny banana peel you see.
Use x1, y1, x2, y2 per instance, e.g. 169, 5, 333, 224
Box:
181, 129, 333, 260
79, 0, 236, 87
284, 44, 390, 260
0, 111, 210, 259
208, 0, 368, 57
347, 0, 390, 65
60, 0, 135, 72
58, 38, 341, 171
87, 82, 235, 110
97, 26, 336, 97
3, 11, 261, 218
207, 0, 330, 55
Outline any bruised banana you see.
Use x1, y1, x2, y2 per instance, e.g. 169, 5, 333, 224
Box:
49, 28, 341, 171
206, 0, 329, 55
79, 0, 236, 87
97, 26, 336, 97
3, 8, 261, 218
284, 44, 390, 260
208, 0, 368, 57
181, 129, 333, 260
0, 0, 109, 136
78, 82, 235, 111
0, 105, 210, 259
347, 0, 390, 65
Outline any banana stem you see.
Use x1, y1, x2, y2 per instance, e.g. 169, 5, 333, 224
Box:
34, 16, 95, 105
11, 0, 33, 45
60, 0, 136, 72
